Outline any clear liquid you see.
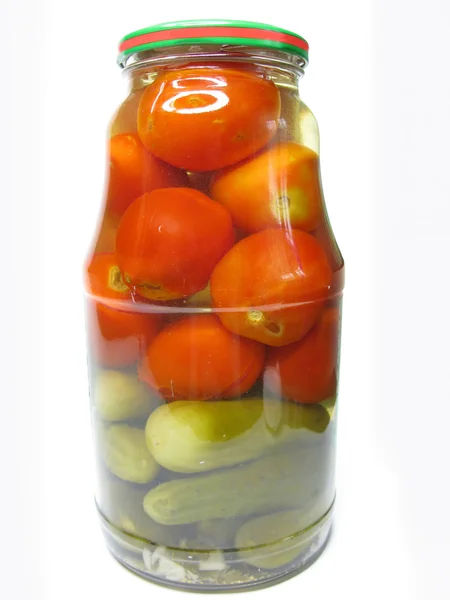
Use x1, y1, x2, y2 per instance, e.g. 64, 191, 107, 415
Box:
86, 298, 340, 587
86, 55, 344, 588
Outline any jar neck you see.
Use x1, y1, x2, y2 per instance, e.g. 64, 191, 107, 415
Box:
121, 46, 305, 94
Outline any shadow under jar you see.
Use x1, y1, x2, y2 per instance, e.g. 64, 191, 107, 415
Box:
84, 19, 345, 592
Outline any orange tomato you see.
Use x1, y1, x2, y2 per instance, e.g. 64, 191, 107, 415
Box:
93, 212, 120, 254
210, 229, 332, 346
88, 303, 160, 368
139, 314, 265, 400
107, 133, 188, 217
311, 217, 345, 297
211, 142, 323, 233
137, 68, 281, 171
86, 253, 130, 300
110, 89, 144, 136
265, 307, 340, 403
86, 254, 160, 367
115, 188, 235, 301
311, 217, 345, 274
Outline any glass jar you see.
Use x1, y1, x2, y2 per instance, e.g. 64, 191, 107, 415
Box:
84, 19, 345, 591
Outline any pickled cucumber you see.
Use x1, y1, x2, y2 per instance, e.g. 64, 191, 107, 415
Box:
145, 398, 330, 473
196, 518, 245, 548
235, 509, 319, 569
321, 396, 337, 420
97, 477, 182, 546
143, 448, 332, 525
101, 424, 160, 483
94, 370, 153, 421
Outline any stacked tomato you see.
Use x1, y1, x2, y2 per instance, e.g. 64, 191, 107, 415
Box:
86, 65, 342, 406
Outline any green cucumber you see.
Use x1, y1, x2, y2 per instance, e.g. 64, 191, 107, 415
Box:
145, 398, 329, 473
143, 447, 332, 525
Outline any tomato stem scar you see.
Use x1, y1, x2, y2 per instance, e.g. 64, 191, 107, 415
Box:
108, 265, 128, 292
247, 309, 282, 336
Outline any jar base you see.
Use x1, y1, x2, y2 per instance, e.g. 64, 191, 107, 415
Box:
98, 505, 333, 591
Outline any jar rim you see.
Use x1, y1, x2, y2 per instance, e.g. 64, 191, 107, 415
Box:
118, 19, 309, 68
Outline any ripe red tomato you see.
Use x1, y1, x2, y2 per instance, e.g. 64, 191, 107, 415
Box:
265, 307, 341, 403
115, 188, 235, 301
107, 133, 188, 217
139, 314, 265, 400
93, 212, 120, 254
310, 217, 345, 298
210, 229, 332, 346
86, 253, 130, 300
211, 142, 323, 233
86, 253, 160, 367
137, 68, 281, 171
87, 303, 160, 368
110, 89, 144, 136
311, 217, 345, 274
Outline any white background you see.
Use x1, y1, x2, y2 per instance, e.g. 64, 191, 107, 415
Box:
1, 0, 449, 598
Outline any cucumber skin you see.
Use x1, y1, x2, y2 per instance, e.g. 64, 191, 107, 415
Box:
235, 509, 319, 569
145, 399, 330, 474
143, 447, 332, 525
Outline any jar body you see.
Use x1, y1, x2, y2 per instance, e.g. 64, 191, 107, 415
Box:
85, 47, 344, 590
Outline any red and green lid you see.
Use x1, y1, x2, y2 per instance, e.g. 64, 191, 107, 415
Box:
118, 19, 309, 67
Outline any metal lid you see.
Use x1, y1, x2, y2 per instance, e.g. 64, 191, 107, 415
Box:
118, 19, 309, 67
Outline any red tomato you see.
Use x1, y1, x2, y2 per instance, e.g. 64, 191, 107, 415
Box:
107, 133, 188, 217
115, 188, 235, 301
85, 253, 160, 367
211, 142, 323, 233
139, 314, 265, 400
86, 253, 130, 300
310, 217, 345, 297
311, 217, 345, 274
210, 229, 332, 346
93, 212, 120, 254
137, 68, 281, 171
265, 307, 341, 403
87, 302, 160, 368
110, 89, 144, 136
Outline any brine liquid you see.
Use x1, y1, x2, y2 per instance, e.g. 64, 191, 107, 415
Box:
86, 51, 345, 589
86, 299, 340, 589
